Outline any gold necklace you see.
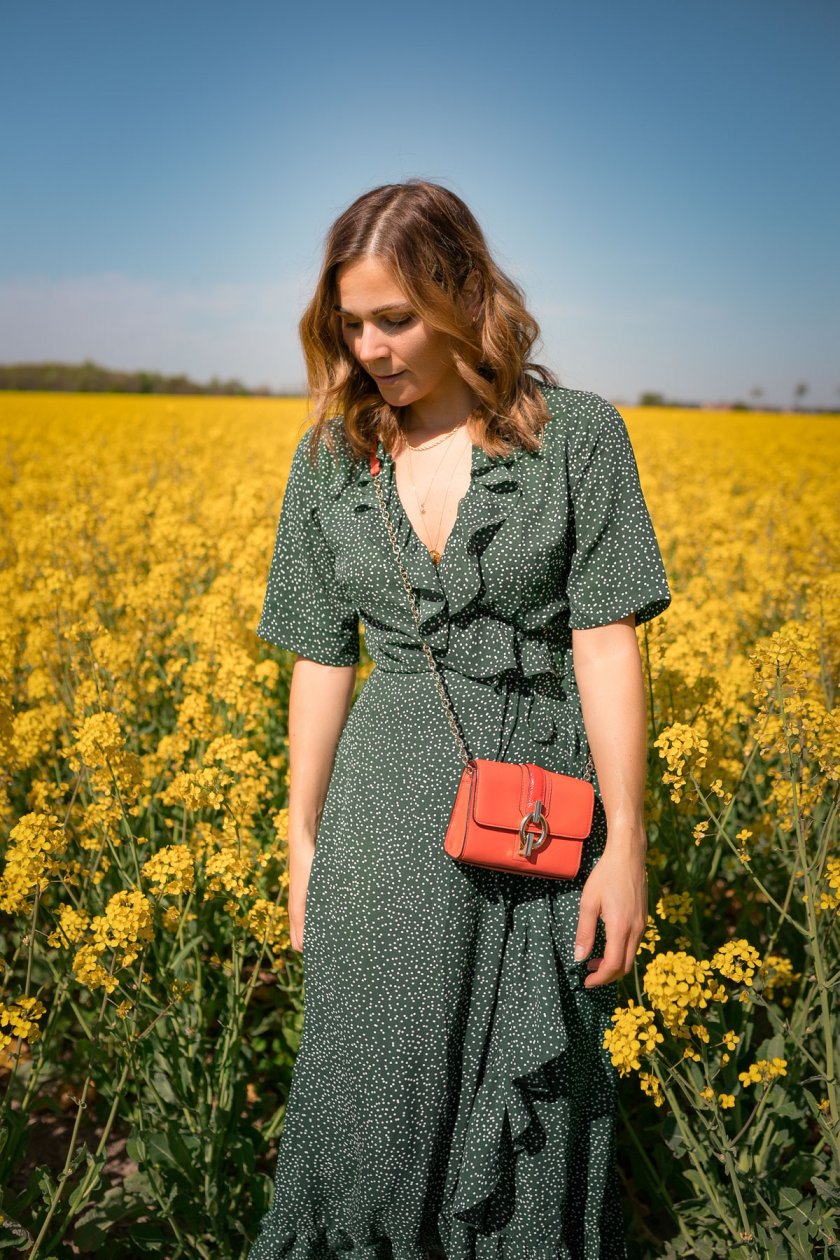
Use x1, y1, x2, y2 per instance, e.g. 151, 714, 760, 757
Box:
404, 418, 467, 453
406, 422, 465, 517
409, 428, 471, 565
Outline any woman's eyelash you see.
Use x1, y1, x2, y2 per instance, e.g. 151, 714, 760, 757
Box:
341, 315, 413, 330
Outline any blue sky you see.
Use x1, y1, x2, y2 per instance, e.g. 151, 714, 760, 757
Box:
2, 0, 838, 407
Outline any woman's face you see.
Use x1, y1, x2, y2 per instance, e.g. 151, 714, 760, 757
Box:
335, 256, 465, 410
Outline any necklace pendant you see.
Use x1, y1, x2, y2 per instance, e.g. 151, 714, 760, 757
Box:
429, 548, 441, 566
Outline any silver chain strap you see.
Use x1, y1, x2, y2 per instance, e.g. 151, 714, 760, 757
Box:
370, 459, 596, 783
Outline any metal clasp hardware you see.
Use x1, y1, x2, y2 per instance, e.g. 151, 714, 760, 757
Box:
518, 799, 549, 857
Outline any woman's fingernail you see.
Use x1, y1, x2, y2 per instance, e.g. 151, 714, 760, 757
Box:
574, 944, 585, 961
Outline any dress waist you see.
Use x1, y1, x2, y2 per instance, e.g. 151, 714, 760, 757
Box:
366, 658, 588, 772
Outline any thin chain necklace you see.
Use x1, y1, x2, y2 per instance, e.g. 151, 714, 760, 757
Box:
405, 421, 465, 516
404, 418, 467, 453
407, 427, 471, 565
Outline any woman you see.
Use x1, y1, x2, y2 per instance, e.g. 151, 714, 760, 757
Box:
250, 179, 672, 1260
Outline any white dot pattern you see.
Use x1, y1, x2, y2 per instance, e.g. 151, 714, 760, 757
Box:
250, 385, 671, 1259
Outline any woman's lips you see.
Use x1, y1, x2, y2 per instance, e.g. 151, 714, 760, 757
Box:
373, 370, 405, 382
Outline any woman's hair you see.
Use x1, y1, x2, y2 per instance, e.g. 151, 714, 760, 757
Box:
298, 178, 560, 466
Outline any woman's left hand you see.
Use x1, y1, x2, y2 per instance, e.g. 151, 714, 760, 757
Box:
574, 837, 649, 989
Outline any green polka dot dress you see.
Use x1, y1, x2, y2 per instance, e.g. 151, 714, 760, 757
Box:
250, 383, 671, 1259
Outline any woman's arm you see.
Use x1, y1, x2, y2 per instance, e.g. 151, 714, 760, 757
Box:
571, 615, 650, 989
286, 656, 357, 952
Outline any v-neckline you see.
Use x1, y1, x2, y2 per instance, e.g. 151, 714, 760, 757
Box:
385, 441, 479, 571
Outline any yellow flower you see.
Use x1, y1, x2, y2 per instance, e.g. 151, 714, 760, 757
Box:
655, 891, 692, 925
639, 915, 660, 954
603, 999, 665, 1076
161, 767, 232, 812
738, 1057, 788, 1087
643, 950, 724, 1031
0, 813, 66, 915
653, 723, 710, 803
718, 1093, 736, 1108
692, 820, 710, 846
46, 904, 91, 948
638, 1071, 665, 1107
142, 844, 195, 896
758, 953, 800, 1000
815, 857, 840, 915
711, 938, 761, 986
0, 995, 47, 1050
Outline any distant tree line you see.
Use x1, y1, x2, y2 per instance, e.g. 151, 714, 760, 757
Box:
0, 360, 281, 396
639, 383, 838, 413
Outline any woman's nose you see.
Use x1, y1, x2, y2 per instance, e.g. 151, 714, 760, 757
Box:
357, 322, 390, 365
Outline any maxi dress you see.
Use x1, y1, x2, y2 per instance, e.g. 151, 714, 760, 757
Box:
249, 382, 672, 1260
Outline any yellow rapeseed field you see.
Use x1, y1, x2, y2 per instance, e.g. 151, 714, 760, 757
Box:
0, 391, 837, 1258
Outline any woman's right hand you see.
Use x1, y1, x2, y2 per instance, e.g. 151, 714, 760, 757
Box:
288, 842, 316, 953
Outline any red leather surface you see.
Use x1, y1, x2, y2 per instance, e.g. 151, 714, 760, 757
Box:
444, 758, 595, 880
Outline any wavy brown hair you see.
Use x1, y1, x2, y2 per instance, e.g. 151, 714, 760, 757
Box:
298, 179, 560, 467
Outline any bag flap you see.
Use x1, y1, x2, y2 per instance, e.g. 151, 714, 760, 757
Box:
470, 758, 594, 841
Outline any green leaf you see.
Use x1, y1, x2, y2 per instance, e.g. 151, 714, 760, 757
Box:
811, 1175, 840, 1204
67, 1149, 106, 1213
151, 1069, 177, 1105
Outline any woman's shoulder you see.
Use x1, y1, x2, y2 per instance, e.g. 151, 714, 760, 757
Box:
535, 381, 626, 448
287, 416, 357, 498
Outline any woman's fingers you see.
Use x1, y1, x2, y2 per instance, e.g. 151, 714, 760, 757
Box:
583, 923, 645, 987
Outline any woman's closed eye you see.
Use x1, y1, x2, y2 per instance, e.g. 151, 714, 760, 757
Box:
341, 315, 415, 331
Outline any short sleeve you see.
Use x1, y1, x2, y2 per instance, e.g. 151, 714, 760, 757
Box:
565, 395, 672, 629
256, 431, 360, 665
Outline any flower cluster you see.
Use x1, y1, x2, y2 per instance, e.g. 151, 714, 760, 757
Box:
65, 711, 143, 813
0, 812, 66, 915
204, 849, 250, 913
643, 950, 725, 1031
653, 723, 710, 803
162, 767, 233, 812
142, 843, 196, 897
656, 891, 692, 925
738, 1057, 788, 1087
248, 897, 290, 953
638, 1070, 664, 1108
812, 856, 840, 916
758, 953, 800, 1003
710, 938, 761, 986
0, 995, 47, 1051
46, 904, 91, 948
71, 890, 155, 992
603, 999, 665, 1077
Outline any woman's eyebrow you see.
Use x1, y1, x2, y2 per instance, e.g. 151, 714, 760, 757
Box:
333, 303, 411, 316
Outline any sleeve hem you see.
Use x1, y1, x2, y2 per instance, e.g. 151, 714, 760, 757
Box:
568, 590, 672, 630
255, 627, 359, 667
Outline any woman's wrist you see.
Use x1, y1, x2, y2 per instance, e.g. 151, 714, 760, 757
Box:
603, 810, 648, 858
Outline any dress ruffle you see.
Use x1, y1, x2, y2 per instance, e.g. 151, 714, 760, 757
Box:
342, 437, 585, 760
440, 885, 616, 1250
248, 877, 621, 1260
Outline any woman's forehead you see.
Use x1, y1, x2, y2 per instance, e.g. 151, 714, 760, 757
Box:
335, 257, 408, 311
